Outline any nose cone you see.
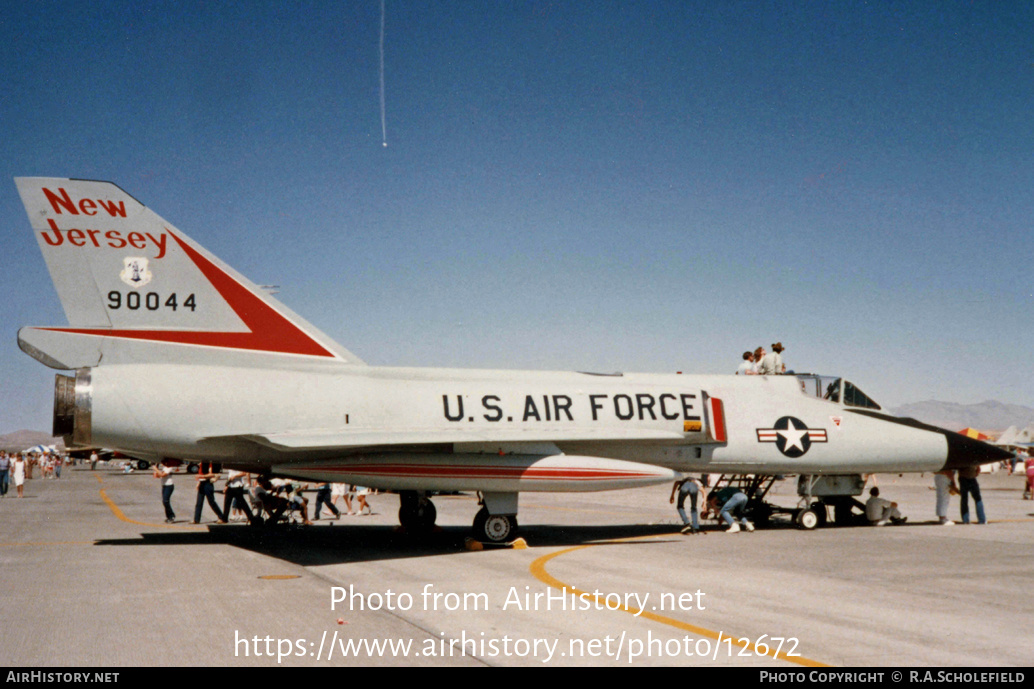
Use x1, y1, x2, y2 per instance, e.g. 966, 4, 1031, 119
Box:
848, 409, 1014, 470
944, 432, 1014, 470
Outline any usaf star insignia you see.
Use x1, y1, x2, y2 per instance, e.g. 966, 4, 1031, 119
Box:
756, 416, 827, 458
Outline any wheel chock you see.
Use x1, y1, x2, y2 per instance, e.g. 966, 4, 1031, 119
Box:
464, 536, 528, 550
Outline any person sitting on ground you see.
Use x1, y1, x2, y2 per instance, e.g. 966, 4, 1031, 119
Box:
864, 486, 906, 526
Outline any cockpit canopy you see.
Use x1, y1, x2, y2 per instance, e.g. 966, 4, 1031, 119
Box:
795, 374, 881, 410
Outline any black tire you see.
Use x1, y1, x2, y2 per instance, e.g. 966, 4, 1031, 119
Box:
399, 491, 437, 533
473, 507, 517, 543
812, 501, 828, 527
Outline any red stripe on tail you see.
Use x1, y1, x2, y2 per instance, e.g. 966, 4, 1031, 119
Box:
42, 229, 336, 357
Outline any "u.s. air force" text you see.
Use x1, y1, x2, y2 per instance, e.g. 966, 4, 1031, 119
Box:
442, 393, 699, 423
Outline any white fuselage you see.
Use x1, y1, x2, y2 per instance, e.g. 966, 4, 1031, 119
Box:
87, 363, 949, 490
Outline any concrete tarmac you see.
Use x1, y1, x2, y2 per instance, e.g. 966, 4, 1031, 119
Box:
0, 464, 1031, 667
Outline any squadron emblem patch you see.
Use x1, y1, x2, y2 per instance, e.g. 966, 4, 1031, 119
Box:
120, 257, 153, 288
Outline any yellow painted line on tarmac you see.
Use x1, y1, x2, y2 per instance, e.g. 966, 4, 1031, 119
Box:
94, 473, 204, 530
528, 535, 828, 667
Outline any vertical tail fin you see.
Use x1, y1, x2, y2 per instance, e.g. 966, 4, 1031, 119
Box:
15, 177, 364, 367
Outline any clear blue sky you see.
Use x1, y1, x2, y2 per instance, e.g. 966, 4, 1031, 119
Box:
1, 1, 1032, 432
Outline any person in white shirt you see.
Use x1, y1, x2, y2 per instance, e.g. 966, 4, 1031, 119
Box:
736, 351, 756, 375
154, 462, 176, 523
12, 454, 26, 498
758, 342, 786, 375
223, 469, 257, 524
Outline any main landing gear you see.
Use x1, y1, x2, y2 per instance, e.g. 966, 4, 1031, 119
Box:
396, 490, 521, 543
473, 508, 518, 543
473, 492, 519, 543
398, 491, 437, 534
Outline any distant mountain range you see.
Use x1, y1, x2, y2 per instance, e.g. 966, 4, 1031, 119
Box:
0, 430, 65, 453
888, 400, 1034, 433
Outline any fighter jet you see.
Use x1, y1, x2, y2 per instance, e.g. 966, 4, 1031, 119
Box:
13, 178, 1011, 541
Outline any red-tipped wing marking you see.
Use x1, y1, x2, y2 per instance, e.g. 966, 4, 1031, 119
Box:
42, 230, 335, 357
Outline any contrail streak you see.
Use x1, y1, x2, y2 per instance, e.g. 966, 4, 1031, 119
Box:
379, 0, 387, 147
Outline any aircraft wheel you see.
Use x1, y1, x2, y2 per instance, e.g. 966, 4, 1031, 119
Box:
186, 462, 199, 475
413, 498, 436, 530
473, 507, 517, 543
399, 492, 437, 533
812, 501, 828, 527
399, 504, 415, 529
135, 460, 150, 471
795, 508, 819, 530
